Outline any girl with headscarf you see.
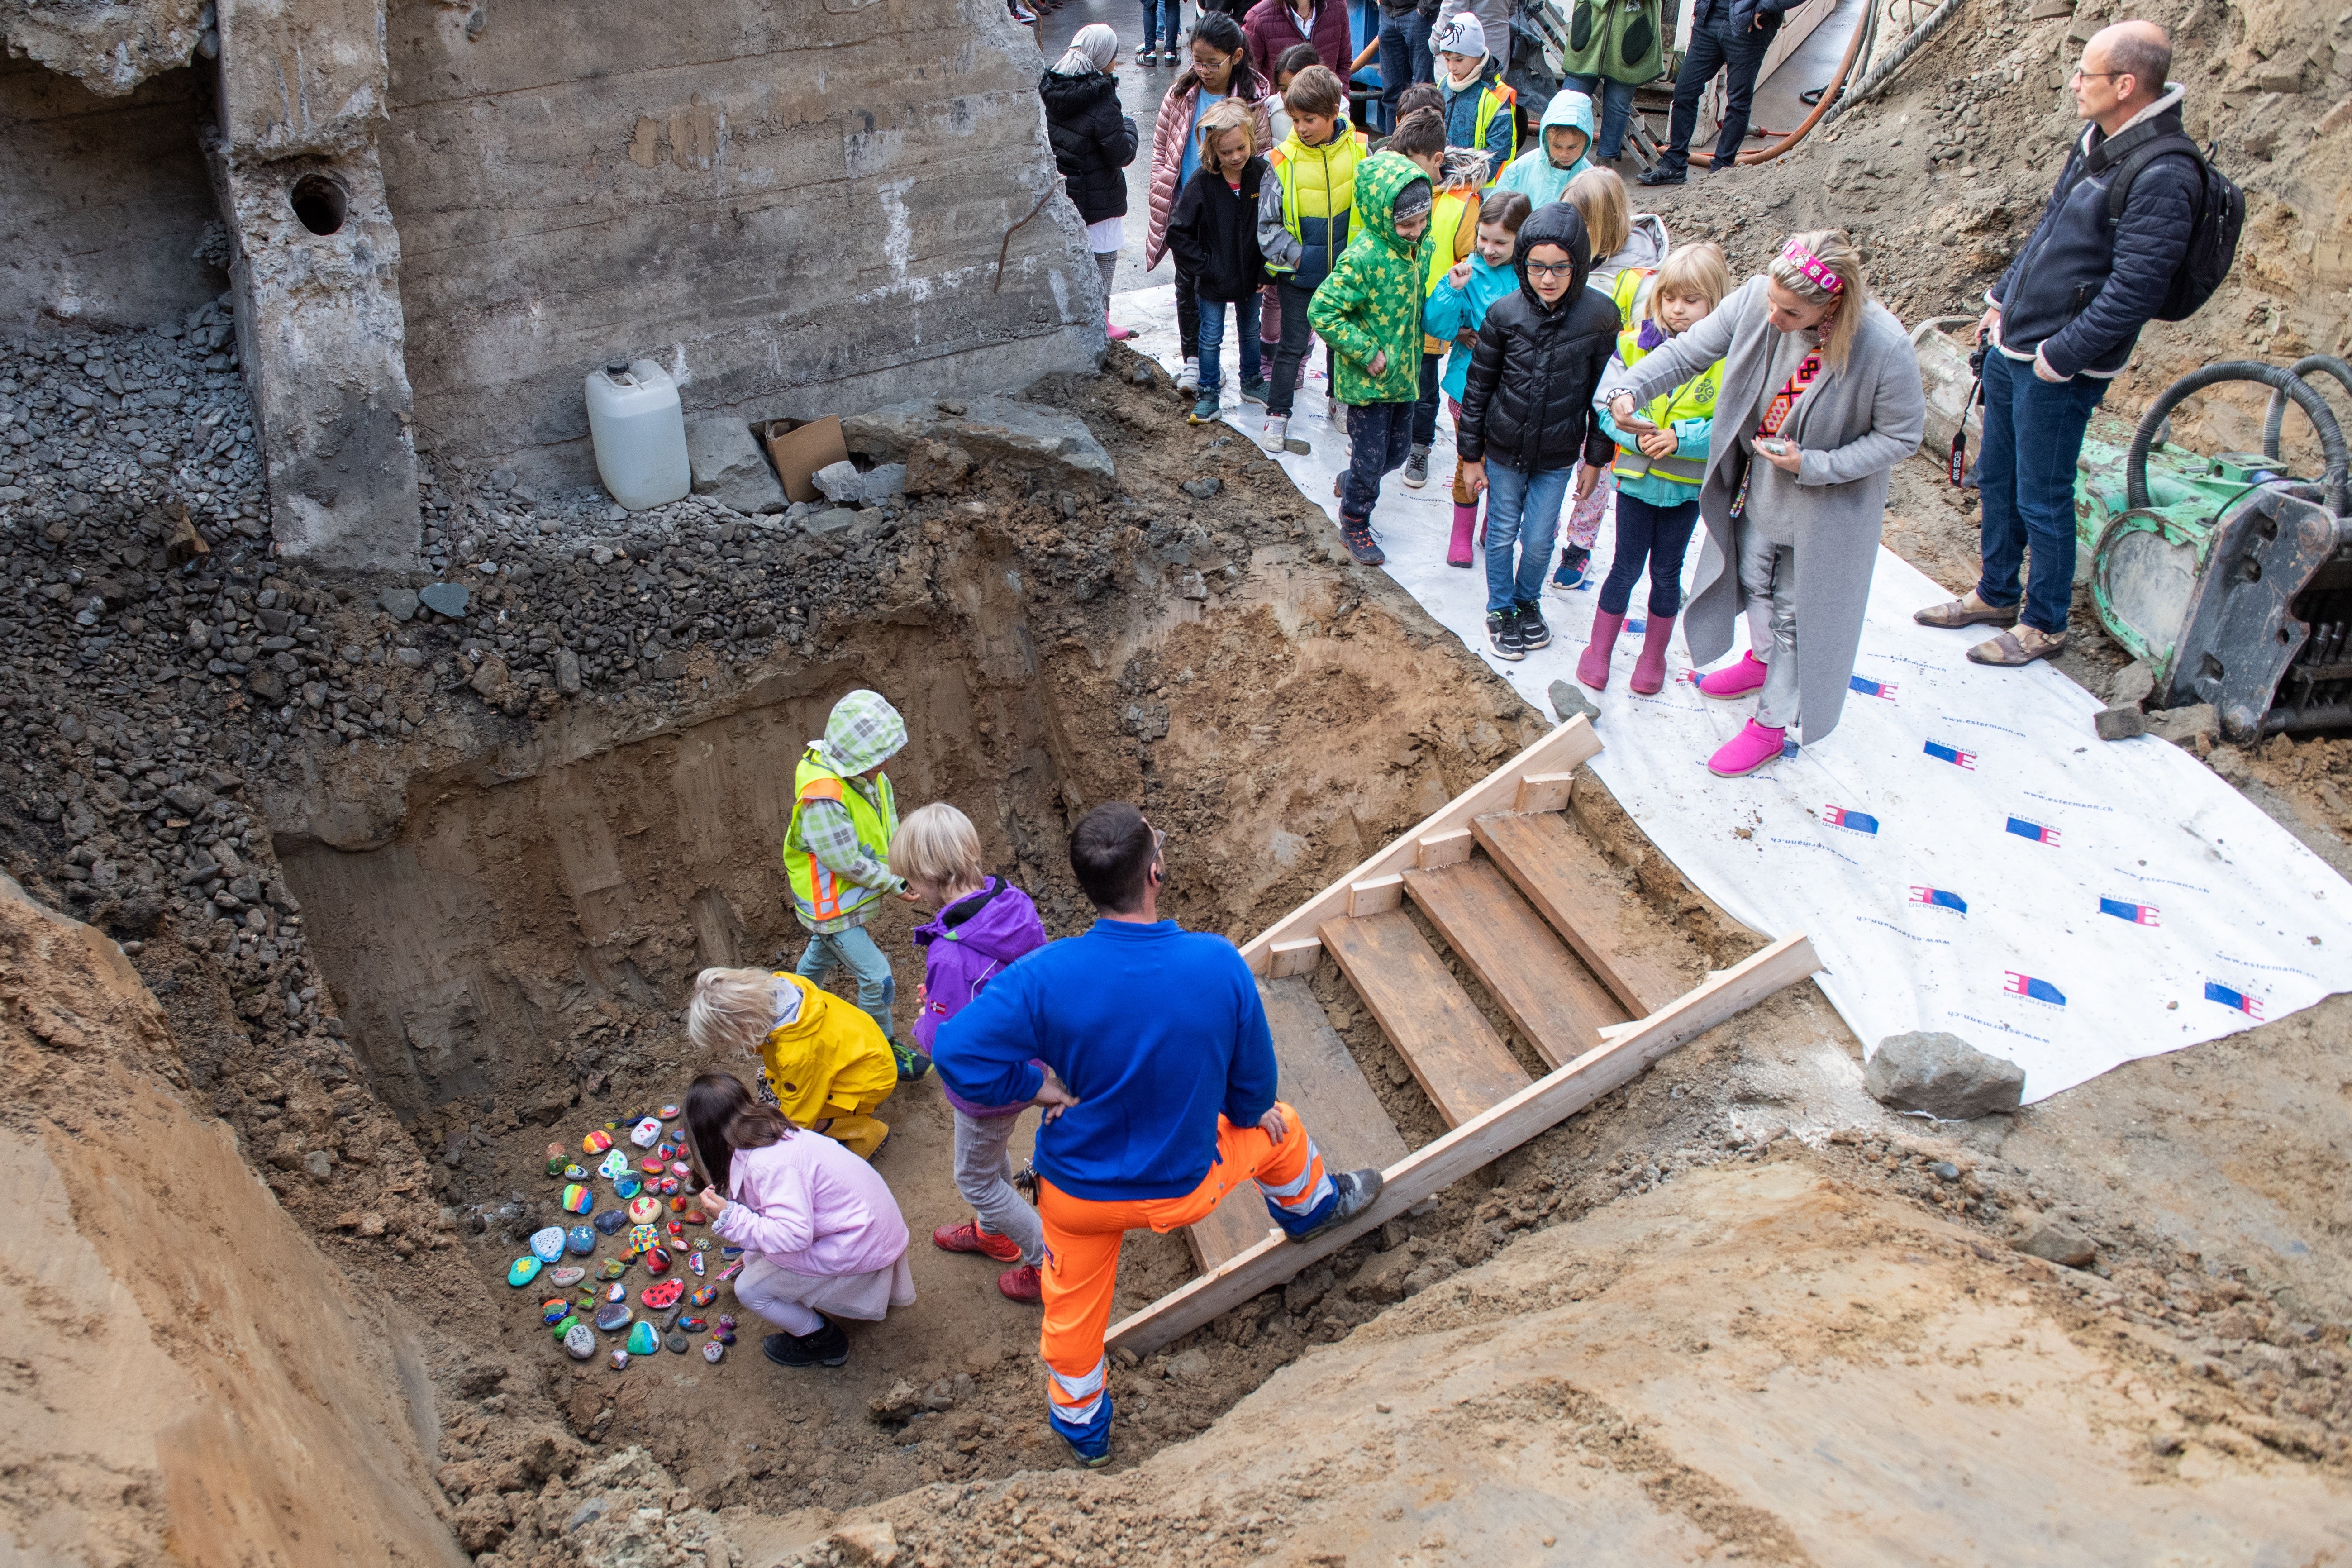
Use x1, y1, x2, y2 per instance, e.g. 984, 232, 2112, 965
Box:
1039, 24, 1141, 339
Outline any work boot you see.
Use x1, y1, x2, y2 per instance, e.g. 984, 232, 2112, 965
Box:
1697, 650, 1770, 699
1631, 613, 1677, 694
1515, 599, 1552, 651
1287, 1168, 1386, 1243
997, 1263, 1043, 1303
1259, 413, 1290, 453
1638, 163, 1687, 186
1578, 610, 1625, 689
1176, 357, 1200, 395
1402, 443, 1430, 489
1447, 503, 1477, 567
762, 1320, 850, 1368
1548, 545, 1591, 593
1062, 1429, 1113, 1468
1707, 719, 1788, 778
1487, 607, 1524, 662
1188, 392, 1221, 424
933, 1219, 1021, 1262
1339, 519, 1385, 566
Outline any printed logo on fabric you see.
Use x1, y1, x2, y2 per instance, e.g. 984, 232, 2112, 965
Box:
1924, 740, 1976, 769
2203, 982, 2265, 1019
1823, 805, 1879, 835
1848, 675, 1898, 701
2006, 816, 2061, 846
2097, 897, 2160, 926
2003, 971, 2066, 1007
1908, 886, 1967, 915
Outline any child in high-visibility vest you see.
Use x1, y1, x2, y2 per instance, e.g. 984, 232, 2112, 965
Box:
1578, 240, 1731, 694
686, 968, 900, 1158
780, 688, 925, 1079
1428, 13, 1515, 183
1385, 110, 1490, 497
1423, 186, 1531, 567
1257, 64, 1368, 455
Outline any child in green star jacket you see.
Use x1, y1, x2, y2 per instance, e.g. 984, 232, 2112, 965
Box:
1307, 149, 1433, 569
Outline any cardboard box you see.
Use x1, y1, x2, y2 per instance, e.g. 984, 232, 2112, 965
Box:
759, 416, 849, 504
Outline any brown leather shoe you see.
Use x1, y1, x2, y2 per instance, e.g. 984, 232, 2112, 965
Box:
1966, 626, 2068, 666
1915, 592, 2019, 630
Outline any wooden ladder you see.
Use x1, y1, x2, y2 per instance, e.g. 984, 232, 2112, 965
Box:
1111, 716, 1820, 1354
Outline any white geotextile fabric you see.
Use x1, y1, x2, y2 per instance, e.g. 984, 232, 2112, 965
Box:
1117, 284, 2352, 1101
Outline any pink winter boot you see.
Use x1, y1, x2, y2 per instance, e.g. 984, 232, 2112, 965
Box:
1630, 614, 1676, 695
1708, 720, 1787, 777
1577, 611, 1625, 689
1697, 650, 1770, 698
1447, 504, 1477, 567
1106, 314, 1136, 342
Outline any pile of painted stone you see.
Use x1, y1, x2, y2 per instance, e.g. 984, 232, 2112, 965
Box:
509, 1103, 738, 1371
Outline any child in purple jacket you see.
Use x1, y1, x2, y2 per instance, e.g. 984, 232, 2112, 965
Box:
888, 803, 1057, 1303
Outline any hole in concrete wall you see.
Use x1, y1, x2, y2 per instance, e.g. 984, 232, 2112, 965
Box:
290, 172, 349, 237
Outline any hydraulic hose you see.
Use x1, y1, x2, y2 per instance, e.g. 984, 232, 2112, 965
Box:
1823, 0, 1964, 124
1690, 0, 1871, 167
2260, 355, 2352, 467
2128, 362, 2350, 517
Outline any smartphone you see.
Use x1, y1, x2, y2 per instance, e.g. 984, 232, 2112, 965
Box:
1757, 438, 1791, 456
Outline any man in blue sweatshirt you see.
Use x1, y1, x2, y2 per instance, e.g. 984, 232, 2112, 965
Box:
933, 801, 1383, 1466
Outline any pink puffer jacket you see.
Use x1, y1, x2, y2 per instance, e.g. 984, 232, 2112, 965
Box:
1144, 67, 1275, 272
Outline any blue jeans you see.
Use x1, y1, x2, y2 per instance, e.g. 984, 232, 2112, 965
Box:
1484, 460, 1573, 612
1141, 0, 1180, 51
1197, 293, 1263, 393
1562, 72, 1637, 160
1974, 349, 2107, 636
1379, 8, 1435, 114
1658, 12, 1776, 174
797, 921, 896, 1041
1343, 401, 1418, 524
1598, 491, 1700, 616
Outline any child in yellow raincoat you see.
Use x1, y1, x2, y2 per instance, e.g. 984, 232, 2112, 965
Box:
687, 967, 899, 1158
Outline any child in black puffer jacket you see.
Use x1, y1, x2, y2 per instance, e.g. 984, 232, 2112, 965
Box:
1455, 202, 1621, 662
1038, 24, 1140, 338
1166, 100, 1272, 425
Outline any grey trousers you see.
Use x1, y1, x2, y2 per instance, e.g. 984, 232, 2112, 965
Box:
1737, 519, 1803, 733
953, 1106, 1046, 1265
1095, 251, 1118, 300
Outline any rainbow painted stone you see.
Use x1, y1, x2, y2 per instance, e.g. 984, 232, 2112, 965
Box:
689, 1284, 716, 1308
562, 1163, 590, 1181
566, 1225, 597, 1256
528, 1226, 567, 1262
609, 1349, 629, 1370
643, 1247, 672, 1277
626, 1321, 660, 1356
562, 1184, 594, 1215
597, 1149, 631, 1182
564, 1322, 597, 1360
508, 1256, 543, 1287
702, 1342, 725, 1364
641, 1277, 684, 1311
583, 1130, 613, 1154
629, 1116, 663, 1149
550, 1266, 587, 1288
627, 1195, 662, 1226
595, 1302, 632, 1332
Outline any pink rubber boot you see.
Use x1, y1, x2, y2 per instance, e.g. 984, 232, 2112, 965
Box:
1708, 720, 1787, 777
1106, 314, 1136, 342
1447, 504, 1477, 567
1697, 650, 1769, 698
1630, 614, 1676, 695
1577, 611, 1625, 689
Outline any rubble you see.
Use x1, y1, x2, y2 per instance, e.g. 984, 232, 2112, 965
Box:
1864, 1030, 2027, 1119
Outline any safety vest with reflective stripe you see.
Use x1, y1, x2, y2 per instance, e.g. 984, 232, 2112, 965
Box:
783, 751, 895, 925
1609, 319, 1720, 489
1269, 129, 1369, 288
1420, 187, 1480, 352
1471, 84, 1518, 185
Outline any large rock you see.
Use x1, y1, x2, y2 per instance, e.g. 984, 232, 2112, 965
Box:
1863, 1031, 2025, 1119
2014, 1219, 2097, 1268
684, 415, 785, 514
843, 396, 1115, 495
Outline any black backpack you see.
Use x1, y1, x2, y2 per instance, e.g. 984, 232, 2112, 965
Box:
2104, 133, 2244, 322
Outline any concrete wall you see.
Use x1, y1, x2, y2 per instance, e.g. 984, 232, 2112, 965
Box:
379, 0, 1103, 486
0, 56, 227, 332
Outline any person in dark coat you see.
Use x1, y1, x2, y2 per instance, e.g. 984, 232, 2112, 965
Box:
1039, 24, 1141, 338
1242, 0, 1355, 100
1456, 202, 1621, 661
1639, 0, 1791, 186
1166, 99, 1272, 424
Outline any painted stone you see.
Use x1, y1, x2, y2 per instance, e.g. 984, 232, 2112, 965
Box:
702, 1341, 725, 1364
583, 1130, 613, 1154
562, 1184, 594, 1215
605, 1121, 621, 1131
550, 1265, 587, 1288
595, 1302, 632, 1332
562, 1163, 590, 1181
597, 1258, 628, 1281
508, 1256, 543, 1287
683, 1210, 706, 1228
690, 1284, 716, 1308
668, 1161, 692, 1179
716, 1331, 737, 1347
627, 1195, 662, 1225
717, 1315, 737, 1332
598, 1149, 631, 1181
605, 1282, 627, 1303
719, 1244, 743, 1258
666, 1220, 686, 1241
551, 1314, 581, 1340
567, 1225, 597, 1256
541, 1297, 571, 1325
627, 1223, 661, 1253
641, 1277, 685, 1310
593, 1208, 628, 1236
614, 1176, 643, 1200
665, 1332, 690, 1355
687, 1252, 706, 1277
629, 1116, 662, 1149
655, 1142, 678, 1162
565, 1322, 597, 1360
577, 1287, 600, 1311
660, 1178, 682, 1198
610, 1349, 630, 1370
677, 1315, 708, 1334
626, 1320, 660, 1356
644, 1247, 672, 1277
716, 1258, 744, 1282
529, 1226, 567, 1262
693, 1238, 713, 1253
544, 1143, 566, 1176
660, 1103, 681, 1120
640, 1155, 665, 1175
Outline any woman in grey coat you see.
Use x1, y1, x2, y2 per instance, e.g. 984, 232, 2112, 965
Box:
1603, 229, 1924, 776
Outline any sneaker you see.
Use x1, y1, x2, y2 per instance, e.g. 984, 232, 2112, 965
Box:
1487, 607, 1524, 661
1189, 392, 1221, 424
762, 1320, 849, 1368
1176, 357, 1200, 395
1287, 1168, 1386, 1243
997, 1263, 1043, 1303
1549, 546, 1590, 593
1259, 413, 1289, 453
934, 1218, 1022, 1263
1238, 376, 1270, 405
1402, 443, 1430, 489
1339, 520, 1385, 566
888, 1039, 932, 1081
1515, 600, 1552, 651
1637, 163, 1688, 186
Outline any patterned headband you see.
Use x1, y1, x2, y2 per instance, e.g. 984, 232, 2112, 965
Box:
1780, 240, 1844, 295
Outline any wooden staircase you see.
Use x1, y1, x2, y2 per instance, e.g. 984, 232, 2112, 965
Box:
1110, 716, 1820, 1354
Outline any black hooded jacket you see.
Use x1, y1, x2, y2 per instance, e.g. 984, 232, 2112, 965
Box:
1039, 69, 1138, 226
1456, 203, 1622, 472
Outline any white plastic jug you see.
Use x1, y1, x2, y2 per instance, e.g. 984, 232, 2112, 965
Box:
585, 359, 690, 510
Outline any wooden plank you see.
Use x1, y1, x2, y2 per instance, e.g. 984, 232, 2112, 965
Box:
1473, 810, 1695, 1018
1317, 910, 1531, 1126
1347, 874, 1404, 916
1184, 977, 1414, 1268
1107, 933, 1823, 1356
1240, 717, 1602, 975
1513, 772, 1576, 815
1403, 858, 1629, 1069
1415, 828, 1474, 869
1267, 938, 1321, 979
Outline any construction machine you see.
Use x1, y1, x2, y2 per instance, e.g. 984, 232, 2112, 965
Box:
1918, 321, 2352, 741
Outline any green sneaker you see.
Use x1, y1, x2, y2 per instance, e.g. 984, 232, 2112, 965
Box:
1187, 393, 1221, 424
1238, 376, 1270, 405
889, 1038, 932, 1081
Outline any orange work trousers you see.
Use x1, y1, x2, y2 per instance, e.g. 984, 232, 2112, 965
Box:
1035, 1102, 1330, 1443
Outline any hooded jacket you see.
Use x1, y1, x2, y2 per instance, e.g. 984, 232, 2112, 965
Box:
1423, 246, 1520, 403
1038, 69, 1138, 227
1306, 152, 1432, 405
784, 689, 906, 932
1494, 89, 1595, 207
1990, 84, 2201, 379
1557, 0, 1664, 85
1437, 56, 1517, 179
1589, 212, 1669, 300
759, 972, 901, 1130
1257, 117, 1370, 289
1169, 154, 1272, 302
913, 877, 1050, 1115
1456, 202, 1622, 472
1145, 66, 1276, 271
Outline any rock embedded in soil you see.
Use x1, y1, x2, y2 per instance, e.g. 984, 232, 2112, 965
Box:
2015, 1218, 2098, 1268
685, 413, 786, 514
1864, 1031, 2025, 1119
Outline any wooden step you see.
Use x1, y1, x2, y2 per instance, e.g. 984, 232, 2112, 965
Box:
1403, 857, 1630, 1069
1185, 977, 1415, 1268
1473, 810, 1694, 1018
1317, 909, 1531, 1126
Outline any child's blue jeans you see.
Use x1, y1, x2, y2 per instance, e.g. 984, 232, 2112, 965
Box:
1197, 294, 1263, 394
1599, 491, 1700, 617
1484, 460, 1573, 612
797, 922, 895, 1041
1141, 0, 1179, 51
1562, 73, 1638, 160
